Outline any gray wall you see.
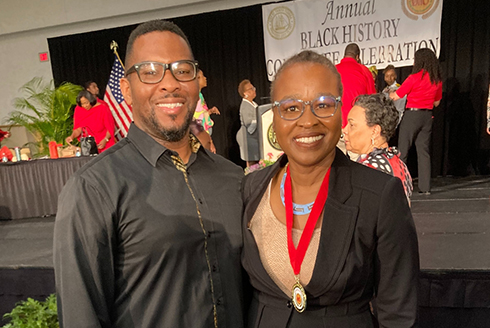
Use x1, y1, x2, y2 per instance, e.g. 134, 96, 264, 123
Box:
0, 0, 271, 123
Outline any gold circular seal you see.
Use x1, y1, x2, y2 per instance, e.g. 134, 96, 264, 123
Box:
267, 124, 282, 150
267, 6, 295, 40
405, 0, 434, 15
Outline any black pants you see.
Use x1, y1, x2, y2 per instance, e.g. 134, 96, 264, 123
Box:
398, 110, 432, 192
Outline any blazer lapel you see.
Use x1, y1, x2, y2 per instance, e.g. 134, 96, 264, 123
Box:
243, 150, 360, 299
242, 156, 290, 297
307, 149, 360, 297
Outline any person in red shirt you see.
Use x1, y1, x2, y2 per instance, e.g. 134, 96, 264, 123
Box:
336, 43, 376, 129
66, 90, 115, 152
0, 129, 10, 144
390, 48, 442, 194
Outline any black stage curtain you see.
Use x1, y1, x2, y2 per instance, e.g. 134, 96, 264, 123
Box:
49, 5, 270, 167
48, 0, 490, 174
437, 0, 490, 176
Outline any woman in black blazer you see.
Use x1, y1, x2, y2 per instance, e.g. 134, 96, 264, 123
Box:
241, 50, 419, 328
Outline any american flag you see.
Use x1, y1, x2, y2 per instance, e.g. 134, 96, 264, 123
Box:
104, 55, 133, 140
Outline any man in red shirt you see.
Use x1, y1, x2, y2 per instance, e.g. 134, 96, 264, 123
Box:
336, 43, 376, 158
336, 44, 376, 127
84, 81, 108, 105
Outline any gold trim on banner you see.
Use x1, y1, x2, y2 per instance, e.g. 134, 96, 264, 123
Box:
422, 0, 440, 20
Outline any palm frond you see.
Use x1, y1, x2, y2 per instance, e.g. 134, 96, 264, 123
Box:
8, 77, 83, 154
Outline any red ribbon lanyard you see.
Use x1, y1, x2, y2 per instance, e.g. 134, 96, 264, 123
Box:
285, 165, 331, 275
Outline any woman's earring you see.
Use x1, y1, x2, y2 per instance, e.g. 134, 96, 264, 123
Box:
371, 136, 375, 146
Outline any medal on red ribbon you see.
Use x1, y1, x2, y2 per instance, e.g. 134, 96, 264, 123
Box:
284, 165, 330, 313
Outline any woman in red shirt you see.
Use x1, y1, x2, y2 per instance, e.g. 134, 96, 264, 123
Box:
66, 90, 115, 153
390, 48, 442, 194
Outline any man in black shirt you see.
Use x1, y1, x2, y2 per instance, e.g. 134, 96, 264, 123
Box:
54, 20, 245, 327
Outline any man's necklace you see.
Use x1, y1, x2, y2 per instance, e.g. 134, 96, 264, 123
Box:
280, 171, 314, 215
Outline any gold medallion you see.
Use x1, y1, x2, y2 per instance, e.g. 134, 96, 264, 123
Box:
291, 279, 307, 313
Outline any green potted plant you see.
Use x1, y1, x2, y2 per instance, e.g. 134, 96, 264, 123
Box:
2, 294, 58, 328
7, 77, 83, 156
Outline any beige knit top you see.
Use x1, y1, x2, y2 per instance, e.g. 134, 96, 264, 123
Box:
249, 182, 321, 297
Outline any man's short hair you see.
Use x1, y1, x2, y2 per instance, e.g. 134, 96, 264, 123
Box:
271, 50, 342, 98
83, 81, 96, 90
238, 79, 251, 98
76, 90, 97, 107
344, 43, 360, 58
383, 65, 396, 75
125, 20, 193, 68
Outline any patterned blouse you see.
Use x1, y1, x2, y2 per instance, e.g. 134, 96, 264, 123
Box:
357, 147, 413, 201
193, 92, 214, 133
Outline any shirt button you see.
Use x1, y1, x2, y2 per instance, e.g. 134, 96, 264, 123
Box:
217, 298, 222, 306
212, 264, 217, 272
286, 300, 292, 308
207, 231, 212, 238
198, 198, 203, 204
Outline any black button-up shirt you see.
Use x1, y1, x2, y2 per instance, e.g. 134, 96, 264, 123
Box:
54, 124, 245, 327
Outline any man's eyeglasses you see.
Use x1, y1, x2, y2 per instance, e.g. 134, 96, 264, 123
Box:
246, 86, 256, 92
272, 96, 341, 121
125, 60, 199, 84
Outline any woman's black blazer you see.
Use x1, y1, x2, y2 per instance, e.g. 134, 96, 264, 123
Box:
241, 149, 419, 328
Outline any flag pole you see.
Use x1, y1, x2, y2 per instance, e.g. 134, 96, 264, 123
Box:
110, 40, 125, 70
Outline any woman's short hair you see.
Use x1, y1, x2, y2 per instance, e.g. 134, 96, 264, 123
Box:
383, 64, 396, 75
353, 94, 399, 142
271, 50, 343, 98
76, 90, 97, 107
238, 79, 251, 98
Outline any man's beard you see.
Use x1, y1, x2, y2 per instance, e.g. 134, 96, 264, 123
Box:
144, 103, 194, 142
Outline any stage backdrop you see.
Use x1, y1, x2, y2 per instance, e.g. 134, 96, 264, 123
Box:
262, 0, 443, 80
48, 5, 271, 167
48, 0, 490, 175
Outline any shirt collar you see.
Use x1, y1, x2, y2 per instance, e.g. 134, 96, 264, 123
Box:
243, 98, 257, 107
341, 57, 358, 64
126, 123, 211, 167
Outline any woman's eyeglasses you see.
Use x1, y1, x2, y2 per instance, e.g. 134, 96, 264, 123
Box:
272, 96, 341, 120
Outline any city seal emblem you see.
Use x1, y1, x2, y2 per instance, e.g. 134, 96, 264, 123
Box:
401, 0, 439, 20
267, 124, 282, 150
267, 6, 295, 40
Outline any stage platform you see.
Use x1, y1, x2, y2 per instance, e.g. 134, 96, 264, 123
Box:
1, 175, 489, 326
413, 176, 490, 327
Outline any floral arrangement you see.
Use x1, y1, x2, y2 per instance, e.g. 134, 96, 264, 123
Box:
244, 152, 282, 175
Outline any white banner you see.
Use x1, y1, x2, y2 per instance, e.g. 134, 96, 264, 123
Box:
262, 0, 443, 80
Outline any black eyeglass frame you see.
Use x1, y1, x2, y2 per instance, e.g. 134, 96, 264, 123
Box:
125, 60, 199, 84
272, 96, 342, 121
